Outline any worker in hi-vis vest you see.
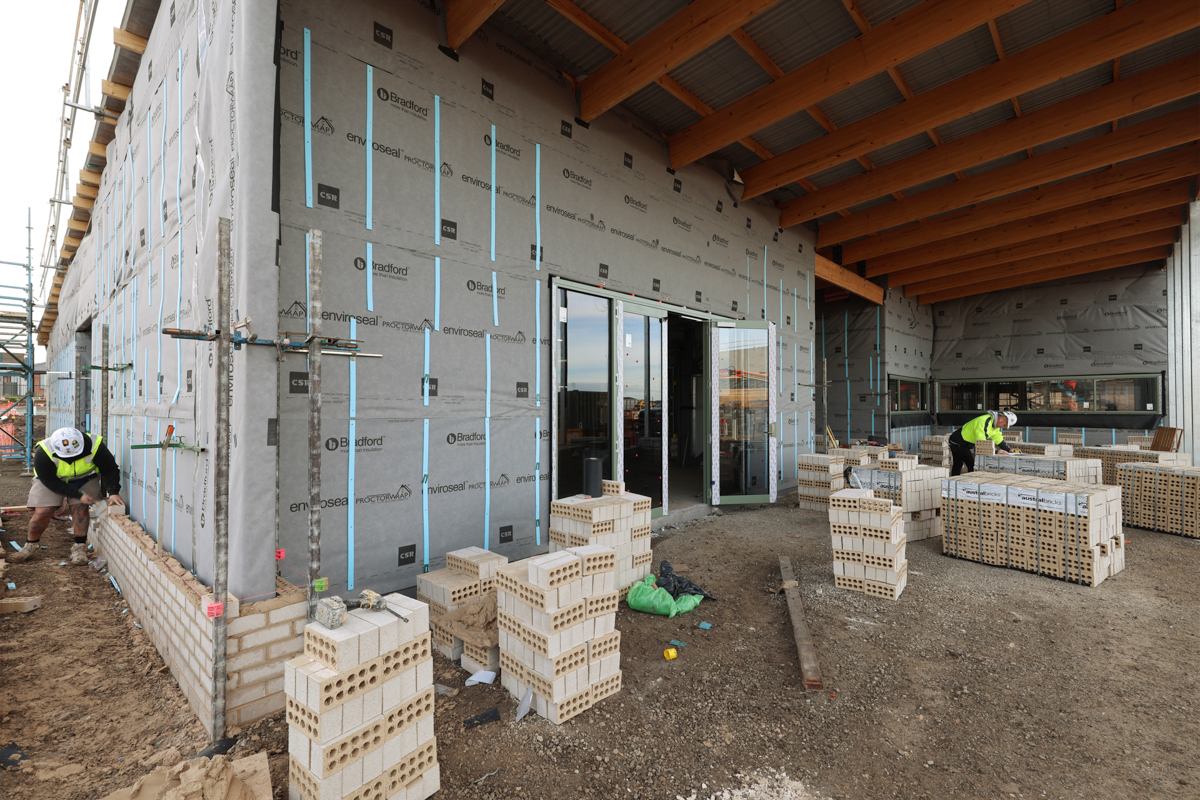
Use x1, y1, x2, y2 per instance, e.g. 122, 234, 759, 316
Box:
7, 427, 124, 565
948, 411, 1016, 476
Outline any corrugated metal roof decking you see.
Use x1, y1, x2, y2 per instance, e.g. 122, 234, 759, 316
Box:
992, 0, 1114, 57
667, 36, 775, 112
740, 0, 862, 74
815, 72, 906, 129
894, 24, 998, 96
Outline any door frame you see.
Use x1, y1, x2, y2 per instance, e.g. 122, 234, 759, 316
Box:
710, 319, 778, 505
552, 278, 736, 512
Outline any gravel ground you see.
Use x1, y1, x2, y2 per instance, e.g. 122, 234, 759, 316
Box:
2, 476, 1197, 800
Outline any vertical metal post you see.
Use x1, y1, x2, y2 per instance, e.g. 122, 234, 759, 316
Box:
211, 218, 232, 741
22, 208, 34, 475
307, 230, 323, 621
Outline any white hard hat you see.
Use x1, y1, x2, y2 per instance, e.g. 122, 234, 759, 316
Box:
1003, 411, 1018, 427
49, 427, 85, 458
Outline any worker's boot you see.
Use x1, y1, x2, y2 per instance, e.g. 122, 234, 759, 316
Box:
7, 541, 40, 563
69, 542, 89, 566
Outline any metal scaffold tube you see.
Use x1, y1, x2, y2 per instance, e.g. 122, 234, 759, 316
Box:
211, 218, 232, 741
307, 230, 324, 622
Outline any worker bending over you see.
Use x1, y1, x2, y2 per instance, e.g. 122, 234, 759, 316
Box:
949, 411, 1016, 476
8, 427, 124, 565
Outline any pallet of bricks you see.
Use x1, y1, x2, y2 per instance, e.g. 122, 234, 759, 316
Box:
795, 450, 870, 511
941, 474, 1125, 586
974, 453, 1102, 484
418, 546, 508, 672
285, 593, 439, 800
1009, 442, 1074, 457
495, 546, 622, 724
1116, 463, 1200, 539
848, 454, 947, 541
1125, 435, 1155, 449
919, 435, 950, 467
1076, 446, 1192, 485
548, 480, 653, 598
829, 488, 908, 600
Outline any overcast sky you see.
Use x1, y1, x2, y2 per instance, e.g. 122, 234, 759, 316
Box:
0, 0, 124, 333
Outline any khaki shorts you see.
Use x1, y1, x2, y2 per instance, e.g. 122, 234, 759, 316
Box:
27, 476, 102, 509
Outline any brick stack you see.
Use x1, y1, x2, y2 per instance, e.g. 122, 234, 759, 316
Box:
1010, 443, 1074, 457
495, 547, 622, 724
1076, 446, 1192, 485
975, 453, 1102, 484
1116, 463, 1200, 538
1058, 433, 1083, 446
941, 474, 1125, 587
1126, 435, 1154, 449
1002, 431, 1023, 443
919, 435, 951, 467
285, 593, 438, 800
548, 481, 652, 598
829, 489, 908, 600
846, 463, 948, 541
418, 547, 507, 663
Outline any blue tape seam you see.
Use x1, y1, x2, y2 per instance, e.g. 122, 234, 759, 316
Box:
348, 318, 357, 591
422, 419, 430, 567
304, 28, 313, 208
492, 270, 499, 327
535, 144, 542, 270
366, 65, 373, 231
484, 334, 492, 549
366, 242, 374, 312
434, 96, 441, 244
490, 124, 496, 262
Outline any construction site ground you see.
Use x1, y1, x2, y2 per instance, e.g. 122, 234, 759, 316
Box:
1, 464, 1197, 800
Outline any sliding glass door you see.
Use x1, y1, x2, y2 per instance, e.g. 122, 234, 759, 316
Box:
711, 321, 777, 504
621, 308, 664, 511
556, 289, 612, 498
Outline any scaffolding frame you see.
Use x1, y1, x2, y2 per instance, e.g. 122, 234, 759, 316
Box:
0, 209, 39, 474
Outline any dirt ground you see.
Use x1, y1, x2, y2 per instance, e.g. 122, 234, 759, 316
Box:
2, 463, 1198, 799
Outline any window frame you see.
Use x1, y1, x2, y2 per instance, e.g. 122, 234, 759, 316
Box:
935, 373, 1161, 415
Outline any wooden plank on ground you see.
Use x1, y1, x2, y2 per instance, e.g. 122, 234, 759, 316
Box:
779, 555, 822, 691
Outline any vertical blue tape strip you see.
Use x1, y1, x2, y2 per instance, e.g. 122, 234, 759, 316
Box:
490, 124, 496, 262
159, 86, 166, 237
157, 246, 164, 401
422, 328, 430, 407
492, 270, 499, 327
146, 110, 153, 248
535, 280, 542, 407
422, 419, 430, 569
132, 277, 138, 408
793, 289, 797, 331
434, 257, 441, 329
155, 420, 162, 542
534, 418, 541, 546
366, 242, 374, 312
141, 418, 147, 518
365, 66, 373, 231
173, 238, 182, 403
304, 28, 313, 208
434, 96, 441, 244
171, 444, 176, 554
176, 49, 182, 225
535, 144, 541, 270
484, 334, 492, 549
348, 319, 357, 591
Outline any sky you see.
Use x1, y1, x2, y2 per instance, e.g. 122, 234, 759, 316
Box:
0, 0, 124, 345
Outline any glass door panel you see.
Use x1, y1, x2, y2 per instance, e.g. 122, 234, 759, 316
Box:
622, 311, 663, 509
557, 290, 611, 497
712, 322, 775, 504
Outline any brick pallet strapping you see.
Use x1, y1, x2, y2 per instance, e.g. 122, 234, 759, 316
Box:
940, 474, 1125, 587
1116, 463, 1200, 538
285, 594, 439, 800
975, 454, 1102, 484
1075, 447, 1192, 485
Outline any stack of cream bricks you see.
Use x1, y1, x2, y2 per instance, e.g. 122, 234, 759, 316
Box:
796, 451, 871, 511
941, 474, 1125, 587
418, 547, 507, 671
975, 453, 1102, 483
1116, 463, 1200, 539
285, 593, 438, 800
846, 455, 947, 542
829, 488, 908, 600
1076, 446, 1192, 485
1010, 442, 1074, 457
495, 545, 622, 724
919, 435, 951, 467
548, 480, 652, 596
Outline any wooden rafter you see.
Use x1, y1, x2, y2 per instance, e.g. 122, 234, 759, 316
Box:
76, 183, 98, 200
113, 27, 147, 54
101, 79, 131, 101
87, 141, 107, 159
868, 180, 1193, 276
892, 210, 1181, 287
815, 254, 883, 305
579, 0, 785, 122
80, 168, 101, 186
841, 144, 1199, 263
667, 0, 1029, 169
918, 248, 1170, 304
445, 0, 506, 51
813, 107, 1197, 244
543, 0, 780, 167
778, 56, 1198, 222
750, 0, 1196, 205
903, 229, 1179, 297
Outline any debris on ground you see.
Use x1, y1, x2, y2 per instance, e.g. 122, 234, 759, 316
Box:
99, 752, 271, 800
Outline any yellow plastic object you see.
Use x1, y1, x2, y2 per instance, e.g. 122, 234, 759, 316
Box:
664, 647, 678, 661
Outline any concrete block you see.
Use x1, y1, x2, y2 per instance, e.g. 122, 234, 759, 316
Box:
340, 614, 380, 663
417, 657, 432, 691
228, 611, 265, 638
341, 693, 364, 731
289, 756, 341, 800
268, 636, 305, 661
226, 646, 266, 673
361, 746, 383, 784
241, 622, 295, 651
304, 623, 361, 673
417, 714, 434, 746
239, 659, 285, 688
351, 607, 401, 655
269, 601, 307, 626
289, 726, 312, 772
362, 685, 383, 720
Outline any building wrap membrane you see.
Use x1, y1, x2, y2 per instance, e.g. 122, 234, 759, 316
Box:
48, 0, 819, 602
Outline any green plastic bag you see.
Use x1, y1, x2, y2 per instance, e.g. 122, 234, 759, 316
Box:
626, 575, 705, 618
